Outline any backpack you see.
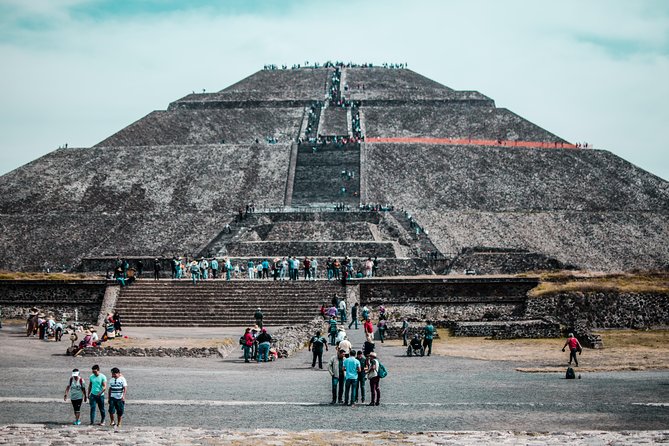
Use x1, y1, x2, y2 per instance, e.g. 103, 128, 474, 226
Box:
566, 367, 576, 379
377, 361, 388, 379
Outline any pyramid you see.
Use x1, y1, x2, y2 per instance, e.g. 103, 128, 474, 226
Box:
0, 64, 667, 272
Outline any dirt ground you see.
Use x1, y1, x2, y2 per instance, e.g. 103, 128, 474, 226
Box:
386, 329, 669, 372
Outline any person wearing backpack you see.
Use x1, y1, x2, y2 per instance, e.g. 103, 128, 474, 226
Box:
64, 369, 87, 425
308, 330, 329, 368
366, 352, 381, 406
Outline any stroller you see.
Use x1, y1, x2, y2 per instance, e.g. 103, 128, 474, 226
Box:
406, 334, 425, 356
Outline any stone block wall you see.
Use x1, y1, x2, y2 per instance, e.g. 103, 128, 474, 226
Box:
0, 280, 106, 323
525, 292, 669, 329
448, 248, 569, 275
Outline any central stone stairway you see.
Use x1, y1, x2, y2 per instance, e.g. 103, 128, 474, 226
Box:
115, 280, 341, 327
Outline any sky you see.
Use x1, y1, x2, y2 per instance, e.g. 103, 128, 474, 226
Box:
1, 0, 668, 180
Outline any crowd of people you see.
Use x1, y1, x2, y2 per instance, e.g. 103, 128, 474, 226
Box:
314, 295, 388, 406
262, 61, 408, 70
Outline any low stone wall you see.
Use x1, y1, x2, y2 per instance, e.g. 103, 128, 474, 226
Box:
0, 280, 106, 323
76, 345, 232, 358
525, 292, 669, 329
453, 319, 561, 338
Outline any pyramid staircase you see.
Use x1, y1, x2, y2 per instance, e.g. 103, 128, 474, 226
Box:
115, 280, 341, 327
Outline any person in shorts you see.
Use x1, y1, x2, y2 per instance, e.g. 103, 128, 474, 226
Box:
64, 369, 87, 425
108, 367, 127, 427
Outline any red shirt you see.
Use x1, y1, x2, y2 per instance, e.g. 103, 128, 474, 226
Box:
244, 332, 255, 347
364, 321, 373, 334
568, 337, 579, 349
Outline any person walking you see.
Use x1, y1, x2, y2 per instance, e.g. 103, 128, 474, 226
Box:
107, 367, 127, 428
338, 299, 347, 324
363, 318, 374, 343
254, 308, 264, 329
367, 352, 381, 406
562, 333, 583, 366
88, 364, 107, 425
308, 330, 328, 369
423, 320, 435, 356
327, 349, 345, 404
343, 350, 361, 406
64, 369, 87, 425
328, 316, 338, 346
377, 318, 386, 343
348, 302, 359, 329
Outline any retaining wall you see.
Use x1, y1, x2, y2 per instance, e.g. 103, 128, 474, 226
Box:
0, 280, 107, 322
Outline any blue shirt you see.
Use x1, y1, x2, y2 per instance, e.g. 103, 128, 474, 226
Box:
343, 357, 360, 380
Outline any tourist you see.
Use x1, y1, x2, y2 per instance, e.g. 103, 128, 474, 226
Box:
423, 321, 435, 356
355, 350, 367, 403
343, 351, 361, 406
338, 299, 347, 324
332, 258, 341, 280
401, 318, 409, 346
367, 352, 381, 406
364, 257, 373, 278
363, 318, 374, 343
256, 328, 272, 362
338, 332, 352, 355
377, 319, 386, 343
262, 259, 270, 279
562, 333, 582, 366
242, 327, 254, 363
310, 257, 318, 279
256, 260, 263, 279
210, 257, 219, 279
348, 302, 359, 330
247, 259, 255, 280
361, 305, 370, 321
64, 369, 87, 425
88, 365, 107, 425
328, 316, 338, 346
254, 308, 264, 329
335, 327, 347, 347
113, 311, 122, 337
153, 259, 161, 280
224, 257, 232, 280
136, 260, 143, 278
326, 257, 334, 280
189, 261, 199, 285
303, 257, 311, 280
308, 330, 328, 369
372, 256, 379, 276
280, 257, 288, 280
107, 367, 127, 427
327, 349, 345, 404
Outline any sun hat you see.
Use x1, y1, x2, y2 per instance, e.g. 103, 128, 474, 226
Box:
71, 369, 79, 377
369, 352, 377, 357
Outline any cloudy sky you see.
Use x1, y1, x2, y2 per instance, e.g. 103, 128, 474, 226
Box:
1, 0, 668, 180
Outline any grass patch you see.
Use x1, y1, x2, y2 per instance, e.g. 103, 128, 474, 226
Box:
0, 271, 98, 281
527, 272, 669, 297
